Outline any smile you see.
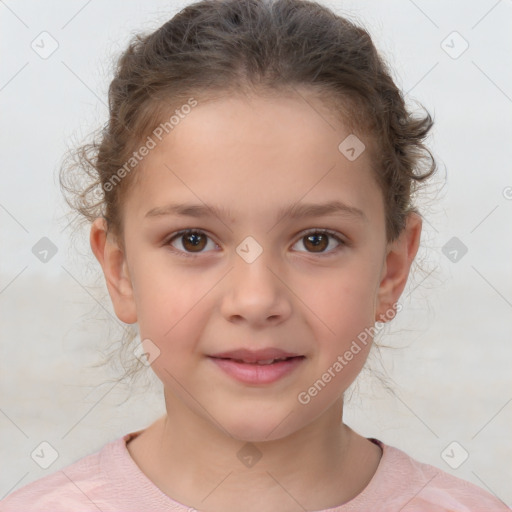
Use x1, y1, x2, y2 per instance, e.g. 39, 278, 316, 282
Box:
208, 356, 305, 385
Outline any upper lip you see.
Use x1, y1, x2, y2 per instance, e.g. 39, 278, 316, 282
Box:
209, 348, 302, 363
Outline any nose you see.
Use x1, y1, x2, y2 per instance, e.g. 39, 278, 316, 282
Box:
220, 247, 292, 327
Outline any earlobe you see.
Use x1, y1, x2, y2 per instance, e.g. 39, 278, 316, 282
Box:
90, 218, 137, 324
375, 213, 422, 322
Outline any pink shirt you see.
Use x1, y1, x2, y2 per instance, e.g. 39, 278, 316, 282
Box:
1, 430, 509, 511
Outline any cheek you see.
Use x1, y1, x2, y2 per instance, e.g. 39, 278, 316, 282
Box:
306, 262, 380, 337
296, 280, 375, 413
141, 299, 208, 385
302, 260, 381, 389
130, 263, 216, 356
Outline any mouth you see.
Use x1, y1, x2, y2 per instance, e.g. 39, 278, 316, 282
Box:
209, 355, 304, 365
208, 347, 303, 363
207, 351, 305, 384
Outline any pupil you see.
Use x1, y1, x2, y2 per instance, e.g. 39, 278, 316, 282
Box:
189, 233, 200, 245
306, 233, 327, 252
184, 232, 205, 251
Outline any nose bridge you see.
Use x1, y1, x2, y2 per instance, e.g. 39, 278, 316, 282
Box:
221, 236, 290, 324
232, 237, 278, 299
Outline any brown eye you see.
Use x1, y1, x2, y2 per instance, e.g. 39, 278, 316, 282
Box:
168, 230, 216, 255
181, 231, 207, 252
304, 232, 328, 252
293, 230, 344, 254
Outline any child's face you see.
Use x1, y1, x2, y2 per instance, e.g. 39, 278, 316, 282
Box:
92, 89, 420, 441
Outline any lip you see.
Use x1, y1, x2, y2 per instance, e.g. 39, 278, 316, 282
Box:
209, 348, 301, 363
208, 357, 304, 385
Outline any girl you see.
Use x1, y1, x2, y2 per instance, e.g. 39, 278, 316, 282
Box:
1, 0, 509, 510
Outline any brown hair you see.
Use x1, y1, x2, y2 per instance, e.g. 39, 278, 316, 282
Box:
59, 0, 436, 384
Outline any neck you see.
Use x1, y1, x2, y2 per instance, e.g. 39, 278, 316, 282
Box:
128, 391, 381, 512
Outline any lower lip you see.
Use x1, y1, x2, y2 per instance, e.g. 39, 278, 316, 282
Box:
208, 356, 304, 385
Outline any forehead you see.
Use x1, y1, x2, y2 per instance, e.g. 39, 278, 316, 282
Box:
123, 91, 382, 225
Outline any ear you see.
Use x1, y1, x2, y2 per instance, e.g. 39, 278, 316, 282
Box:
90, 217, 137, 324
375, 212, 422, 322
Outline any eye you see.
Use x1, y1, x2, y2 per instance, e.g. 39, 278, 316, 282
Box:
292, 229, 346, 255
166, 229, 218, 256
165, 228, 347, 258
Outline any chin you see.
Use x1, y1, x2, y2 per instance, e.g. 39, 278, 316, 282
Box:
218, 408, 300, 444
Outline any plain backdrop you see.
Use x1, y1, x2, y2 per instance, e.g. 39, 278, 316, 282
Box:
1, 0, 511, 506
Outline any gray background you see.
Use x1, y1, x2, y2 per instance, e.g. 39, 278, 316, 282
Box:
1, 0, 511, 506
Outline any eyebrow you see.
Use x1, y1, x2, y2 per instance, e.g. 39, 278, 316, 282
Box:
145, 199, 367, 224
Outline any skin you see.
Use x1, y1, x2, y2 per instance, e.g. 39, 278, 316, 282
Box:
90, 88, 421, 512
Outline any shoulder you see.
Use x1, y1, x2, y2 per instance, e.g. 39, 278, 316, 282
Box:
367, 439, 511, 512
0, 434, 130, 512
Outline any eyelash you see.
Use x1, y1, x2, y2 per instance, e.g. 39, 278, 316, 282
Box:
164, 228, 348, 259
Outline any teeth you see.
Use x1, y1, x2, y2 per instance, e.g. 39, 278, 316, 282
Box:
233, 357, 289, 365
